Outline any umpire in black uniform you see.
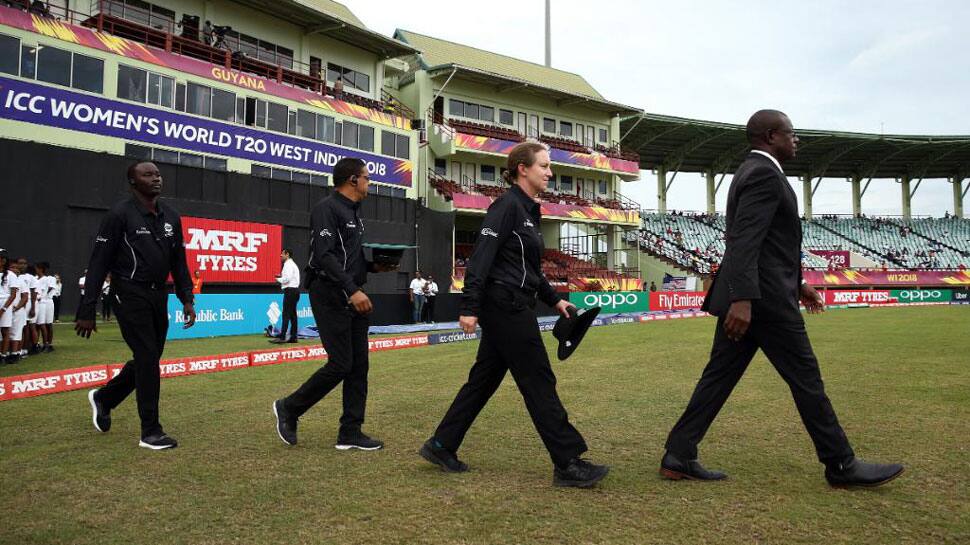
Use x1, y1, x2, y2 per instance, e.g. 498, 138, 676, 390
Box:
660, 110, 903, 487
419, 142, 608, 488
273, 157, 394, 450
77, 161, 196, 450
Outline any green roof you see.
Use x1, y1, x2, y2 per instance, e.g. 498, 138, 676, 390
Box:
292, 0, 365, 28
394, 29, 603, 99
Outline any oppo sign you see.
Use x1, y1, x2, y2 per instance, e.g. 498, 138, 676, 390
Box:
569, 291, 649, 313
890, 289, 952, 303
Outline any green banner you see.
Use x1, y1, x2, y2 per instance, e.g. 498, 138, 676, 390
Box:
890, 289, 952, 303
569, 291, 650, 313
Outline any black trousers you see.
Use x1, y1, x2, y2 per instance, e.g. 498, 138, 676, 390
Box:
100, 294, 112, 320
665, 317, 855, 464
53, 296, 60, 321
422, 295, 436, 322
434, 285, 588, 468
283, 280, 369, 434
279, 287, 300, 339
97, 282, 168, 437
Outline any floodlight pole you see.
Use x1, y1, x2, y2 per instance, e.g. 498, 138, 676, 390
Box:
952, 176, 965, 219
544, 0, 551, 67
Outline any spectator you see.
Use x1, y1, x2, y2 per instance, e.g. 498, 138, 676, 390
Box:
409, 271, 426, 323
29, 0, 52, 18
649, 281, 657, 292
101, 273, 112, 322
192, 270, 203, 294
212, 25, 231, 50
202, 20, 213, 46
333, 76, 345, 100
422, 274, 438, 323
52, 273, 62, 323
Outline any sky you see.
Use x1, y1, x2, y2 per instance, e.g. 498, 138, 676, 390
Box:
348, 0, 969, 216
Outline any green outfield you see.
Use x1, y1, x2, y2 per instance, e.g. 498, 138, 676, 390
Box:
0, 306, 967, 545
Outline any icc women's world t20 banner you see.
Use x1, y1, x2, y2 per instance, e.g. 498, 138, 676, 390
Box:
182, 217, 282, 283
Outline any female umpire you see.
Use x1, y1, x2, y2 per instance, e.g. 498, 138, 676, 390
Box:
419, 142, 608, 488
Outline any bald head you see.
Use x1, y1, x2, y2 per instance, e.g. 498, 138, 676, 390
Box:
746, 110, 788, 144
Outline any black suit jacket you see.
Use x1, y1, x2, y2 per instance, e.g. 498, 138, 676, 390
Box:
703, 152, 804, 323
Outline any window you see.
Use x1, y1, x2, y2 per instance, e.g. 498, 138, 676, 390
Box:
186, 83, 211, 117
210, 87, 236, 122
20, 45, 36, 79
587, 125, 595, 147
267, 102, 288, 133
317, 114, 336, 143
252, 164, 272, 178
358, 125, 375, 151
291, 171, 311, 184
118, 65, 147, 102
253, 164, 319, 183
480, 165, 496, 182
147, 72, 174, 108
125, 143, 152, 160
599, 128, 608, 143
434, 159, 446, 176
560, 121, 573, 138
560, 175, 573, 191
449, 99, 464, 116
175, 82, 185, 111
111, 0, 175, 30
499, 109, 513, 126
0, 34, 19, 76
204, 156, 227, 171
153, 148, 179, 165
480, 106, 494, 123
36, 46, 71, 87
126, 144, 228, 172
70, 53, 104, 93
342, 121, 359, 149
548, 175, 557, 191
327, 62, 370, 92
287, 110, 297, 135
463, 102, 479, 120
179, 152, 204, 168
528, 115, 539, 137
543, 118, 556, 134
226, 30, 293, 69
598, 180, 607, 194
297, 109, 316, 139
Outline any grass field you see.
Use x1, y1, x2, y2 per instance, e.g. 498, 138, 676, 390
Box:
0, 306, 967, 545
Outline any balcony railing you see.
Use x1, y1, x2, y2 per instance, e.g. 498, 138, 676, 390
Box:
9, 0, 407, 117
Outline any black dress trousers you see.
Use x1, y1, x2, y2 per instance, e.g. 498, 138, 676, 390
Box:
283, 279, 369, 434
434, 285, 588, 468
96, 281, 169, 437
279, 287, 300, 339
665, 316, 855, 463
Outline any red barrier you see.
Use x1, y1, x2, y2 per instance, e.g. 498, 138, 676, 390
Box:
0, 365, 111, 401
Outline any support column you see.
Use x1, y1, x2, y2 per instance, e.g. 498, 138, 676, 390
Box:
900, 175, 912, 221
802, 175, 813, 219
705, 170, 716, 214
656, 165, 667, 214
605, 225, 616, 271
851, 175, 862, 217
953, 177, 965, 219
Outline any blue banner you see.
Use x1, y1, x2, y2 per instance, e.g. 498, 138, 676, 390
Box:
0, 76, 412, 186
166, 293, 314, 340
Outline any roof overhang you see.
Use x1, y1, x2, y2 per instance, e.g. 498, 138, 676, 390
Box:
620, 113, 970, 179
230, 0, 419, 58
424, 64, 641, 117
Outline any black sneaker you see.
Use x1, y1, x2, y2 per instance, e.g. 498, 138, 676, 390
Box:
88, 389, 111, 432
273, 399, 298, 446
335, 431, 383, 451
553, 458, 610, 488
419, 438, 469, 472
138, 433, 178, 450
44, 345, 55, 353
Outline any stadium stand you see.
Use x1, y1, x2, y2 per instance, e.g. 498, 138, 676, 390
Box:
428, 171, 638, 211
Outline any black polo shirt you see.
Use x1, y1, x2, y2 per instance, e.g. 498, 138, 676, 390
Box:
79, 196, 193, 320
461, 184, 561, 316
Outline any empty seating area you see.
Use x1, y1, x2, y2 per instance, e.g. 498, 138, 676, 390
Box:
446, 119, 525, 142
428, 172, 635, 210
812, 216, 969, 269
442, 119, 639, 162
538, 134, 588, 154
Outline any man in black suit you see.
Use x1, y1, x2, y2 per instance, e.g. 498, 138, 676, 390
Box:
660, 110, 904, 488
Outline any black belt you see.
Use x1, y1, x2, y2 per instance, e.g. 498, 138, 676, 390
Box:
490, 279, 537, 298
117, 278, 167, 291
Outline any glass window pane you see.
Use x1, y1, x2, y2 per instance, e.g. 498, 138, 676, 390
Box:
211, 87, 235, 122
204, 156, 227, 171
342, 121, 358, 148
358, 125, 374, 151
599, 128, 607, 142
464, 103, 479, 119
560, 121, 572, 138
235, 97, 245, 124
381, 131, 395, 156
20, 45, 35, 79
318, 115, 335, 143
434, 159, 446, 175
599, 180, 607, 194
179, 152, 204, 167
71, 54, 103, 93
448, 99, 463, 116
186, 82, 211, 116
125, 143, 152, 160
560, 175, 573, 190
256, 99, 267, 127
147, 72, 160, 104
354, 71, 369, 92
297, 109, 315, 139
287, 110, 296, 135
480, 106, 493, 122
277, 47, 293, 70
0, 34, 20, 76
499, 109, 513, 125
326, 63, 341, 83
117, 64, 147, 102
37, 46, 71, 87
543, 117, 556, 133
175, 82, 185, 111
291, 171, 311, 184
395, 134, 410, 159
252, 164, 272, 178
159, 75, 174, 108
153, 148, 179, 164
341, 67, 355, 88
271, 168, 291, 181
257, 40, 275, 63
311, 174, 329, 186
480, 165, 495, 181
267, 102, 287, 132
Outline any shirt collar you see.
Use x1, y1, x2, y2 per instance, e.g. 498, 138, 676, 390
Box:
130, 195, 163, 217
509, 184, 540, 213
750, 150, 784, 174
333, 190, 361, 210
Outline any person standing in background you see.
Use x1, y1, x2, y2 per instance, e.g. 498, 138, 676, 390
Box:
192, 270, 203, 295
101, 273, 113, 322
52, 273, 62, 323
423, 274, 438, 323
272, 249, 300, 344
34, 262, 55, 352
409, 271, 426, 324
